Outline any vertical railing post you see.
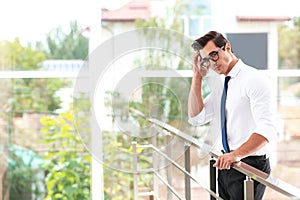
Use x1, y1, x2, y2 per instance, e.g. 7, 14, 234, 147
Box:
132, 141, 138, 200
152, 133, 158, 197
244, 176, 254, 200
184, 142, 191, 200
166, 132, 172, 200
210, 157, 217, 200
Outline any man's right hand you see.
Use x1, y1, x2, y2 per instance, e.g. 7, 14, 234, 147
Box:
193, 51, 209, 78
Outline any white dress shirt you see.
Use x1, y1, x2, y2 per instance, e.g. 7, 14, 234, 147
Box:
189, 60, 277, 156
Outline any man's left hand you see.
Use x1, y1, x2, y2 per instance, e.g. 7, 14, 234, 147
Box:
213, 152, 240, 170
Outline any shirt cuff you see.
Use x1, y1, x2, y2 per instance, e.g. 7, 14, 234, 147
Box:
188, 107, 211, 126
254, 124, 277, 143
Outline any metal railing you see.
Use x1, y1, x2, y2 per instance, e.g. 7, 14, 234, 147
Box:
131, 112, 300, 200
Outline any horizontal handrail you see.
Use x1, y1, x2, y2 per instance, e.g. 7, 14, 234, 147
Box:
152, 170, 184, 199
210, 152, 300, 199
149, 117, 300, 199
148, 118, 203, 148
137, 144, 223, 200
129, 108, 300, 199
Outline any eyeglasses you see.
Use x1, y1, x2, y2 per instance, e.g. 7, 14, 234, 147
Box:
199, 46, 224, 69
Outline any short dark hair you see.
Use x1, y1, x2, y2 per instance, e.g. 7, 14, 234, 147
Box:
192, 31, 229, 51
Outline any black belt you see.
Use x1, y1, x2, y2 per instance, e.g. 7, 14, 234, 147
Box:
242, 154, 267, 161
221, 150, 267, 161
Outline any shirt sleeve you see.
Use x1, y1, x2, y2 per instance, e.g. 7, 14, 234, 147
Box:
247, 74, 277, 143
188, 72, 223, 126
188, 93, 215, 126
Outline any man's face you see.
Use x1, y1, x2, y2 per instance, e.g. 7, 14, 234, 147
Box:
199, 41, 232, 75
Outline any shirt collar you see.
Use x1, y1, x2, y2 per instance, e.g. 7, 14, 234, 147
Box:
227, 59, 242, 78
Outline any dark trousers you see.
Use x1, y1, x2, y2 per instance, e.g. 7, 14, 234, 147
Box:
218, 155, 271, 200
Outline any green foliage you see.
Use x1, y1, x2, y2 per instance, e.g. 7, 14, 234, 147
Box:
11, 78, 69, 113
135, 0, 188, 32
8, 146, 44, 200
44, 21, 89, 60
40, 107, 149, 199
0, 39, 71, 113
278, 17, 300, 69
293, 17, 300, 68
278, 21, 300, 69
102, 131, 133, 199
0, 38, 45, 70
40, 112, 91, 200
277, 17, 300, 93
132, 0, 198, 131
102, 130, 152, 200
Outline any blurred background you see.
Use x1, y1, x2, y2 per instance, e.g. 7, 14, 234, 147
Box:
1, 0, 300, 199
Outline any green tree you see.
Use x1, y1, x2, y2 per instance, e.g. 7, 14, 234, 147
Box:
277, 17, 300, 93
40, 112, 91, 200
0, 39, 69, 114
293, 17, 300, 67
132, 0, 202, 131
8, 145, 44, 200
0, 38, 45, 70
103, 92, 151, 199
278, 22, 300, 69
278, 17, 300, 69
44, 21, 89, 59
41, 110, 139, 199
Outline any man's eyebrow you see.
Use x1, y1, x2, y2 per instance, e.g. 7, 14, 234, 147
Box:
208, 49, 217, 56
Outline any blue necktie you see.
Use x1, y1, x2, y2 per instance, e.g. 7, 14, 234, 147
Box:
221, 76, 231, 153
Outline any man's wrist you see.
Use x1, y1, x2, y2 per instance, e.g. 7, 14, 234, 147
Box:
193, 72, 203, 81
232, 150, 243, 161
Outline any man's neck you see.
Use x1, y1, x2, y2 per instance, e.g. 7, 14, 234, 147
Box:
225, 57, 239, 76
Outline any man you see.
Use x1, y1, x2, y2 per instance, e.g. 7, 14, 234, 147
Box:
188, 31, 277, 200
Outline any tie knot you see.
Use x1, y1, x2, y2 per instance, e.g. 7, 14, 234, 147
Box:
225, 76, 231, 85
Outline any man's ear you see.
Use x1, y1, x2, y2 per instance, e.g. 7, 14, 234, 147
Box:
225, 43, 230, 51
225, 43, 232, 52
